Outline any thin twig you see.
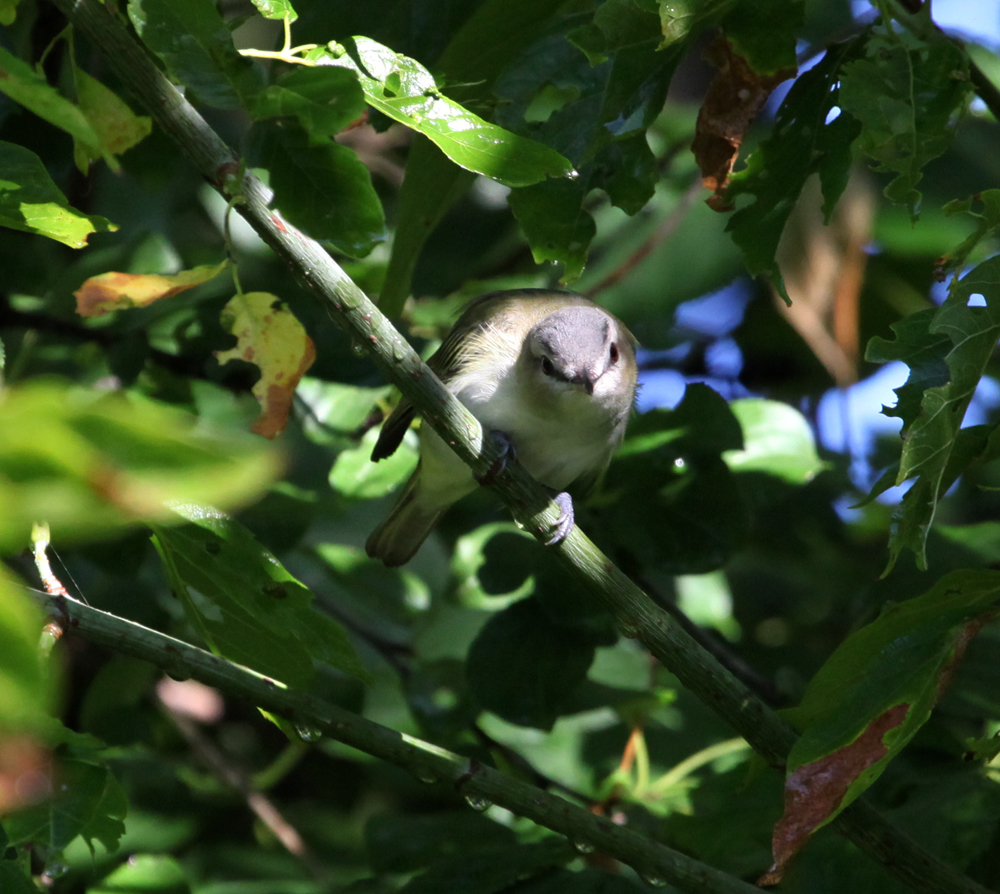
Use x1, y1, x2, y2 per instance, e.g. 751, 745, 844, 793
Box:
162, 705, 327, 882
584, 178, 703, 299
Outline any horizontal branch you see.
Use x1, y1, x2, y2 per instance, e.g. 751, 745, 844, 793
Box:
31, 588, 758, 894
49, 2, 995, 893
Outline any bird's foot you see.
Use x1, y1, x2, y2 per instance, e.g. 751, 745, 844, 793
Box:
544, 491, 575, 546
476, 430, 515, 486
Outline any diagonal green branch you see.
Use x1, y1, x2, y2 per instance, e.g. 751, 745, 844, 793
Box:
50, 2, 996, 893
29, 588, 758, 894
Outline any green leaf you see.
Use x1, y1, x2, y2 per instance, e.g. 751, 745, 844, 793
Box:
329, 426, 417, 498
127, 0, 263, 109
365, 812, 516, 873
0, 0, 20, 26
723, 0, 802, 74
245, 119, 385, 256
397, 839, 573, 894
72, 70, 153, 174
867, 256, 1000, 570
313, 37, 573, 188
250, 0, 297, 22
0, 382, 279, 552
496, 27, 681, 280
514, 869, 647, 894
725, 39, 864, 300
250, 66, 365, 137
0, 47, 104, 150
466, 597, 596, 730
0, 142, 118, 248
606, 384, 747, 572
839, 20, 972, 218
378, 0, 571, 314
0, 571, 51, 734
772, 570, 1000, 871
723, 399, 825, 484
89, 854, 190, 894
0, 862, 36, 894
151, 505, 368, 687
940, 189, 1000, 277
569, 0, 662, 64
4, 759, 127, 856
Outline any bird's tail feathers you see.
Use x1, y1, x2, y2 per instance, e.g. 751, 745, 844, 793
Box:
365, 470, 444, 567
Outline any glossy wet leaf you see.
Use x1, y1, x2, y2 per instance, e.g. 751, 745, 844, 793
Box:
313, 37, 573, 188
250, 66, 364, 137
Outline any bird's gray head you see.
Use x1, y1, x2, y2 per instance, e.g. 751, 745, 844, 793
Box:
527, 306, 622, 396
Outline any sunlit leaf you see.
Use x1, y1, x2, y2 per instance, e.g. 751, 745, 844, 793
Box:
0, 142, 117, 248
250, 66, 364, 137
250, 0, 296, 22
0, 382, 280, 551
330, 427, 417, 498
72, 70, 153, 174
0, 48, 103, 150
89, 853, 190, 894
74, 262, 227, 318
312, 37, 573, 188
723, 399, 825, 484
214, 292, 316, 438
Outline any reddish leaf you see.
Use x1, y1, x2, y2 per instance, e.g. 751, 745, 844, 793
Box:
692, 38, 795, 209
759, 703, 909, 886
74, 261, 227, 317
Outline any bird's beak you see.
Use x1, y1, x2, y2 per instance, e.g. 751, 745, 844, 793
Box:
570, 373, 596, 395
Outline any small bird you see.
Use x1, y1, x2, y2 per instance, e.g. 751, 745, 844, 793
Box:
365, 288, 638, 566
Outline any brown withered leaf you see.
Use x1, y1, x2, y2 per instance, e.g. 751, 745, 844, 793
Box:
758, 703, 909, 886
75, 261, 227, 317
692, 38, 795, 209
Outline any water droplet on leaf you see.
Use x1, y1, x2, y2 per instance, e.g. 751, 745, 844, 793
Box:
464, 795, 492, 812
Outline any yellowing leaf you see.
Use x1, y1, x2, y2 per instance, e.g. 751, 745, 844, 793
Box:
74, 262, 227, 317
73, 70, 153, 174
214, 292, 316, 438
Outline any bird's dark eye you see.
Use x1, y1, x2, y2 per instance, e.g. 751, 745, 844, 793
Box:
609, 343, 619, 364
541, 356, 555, 376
